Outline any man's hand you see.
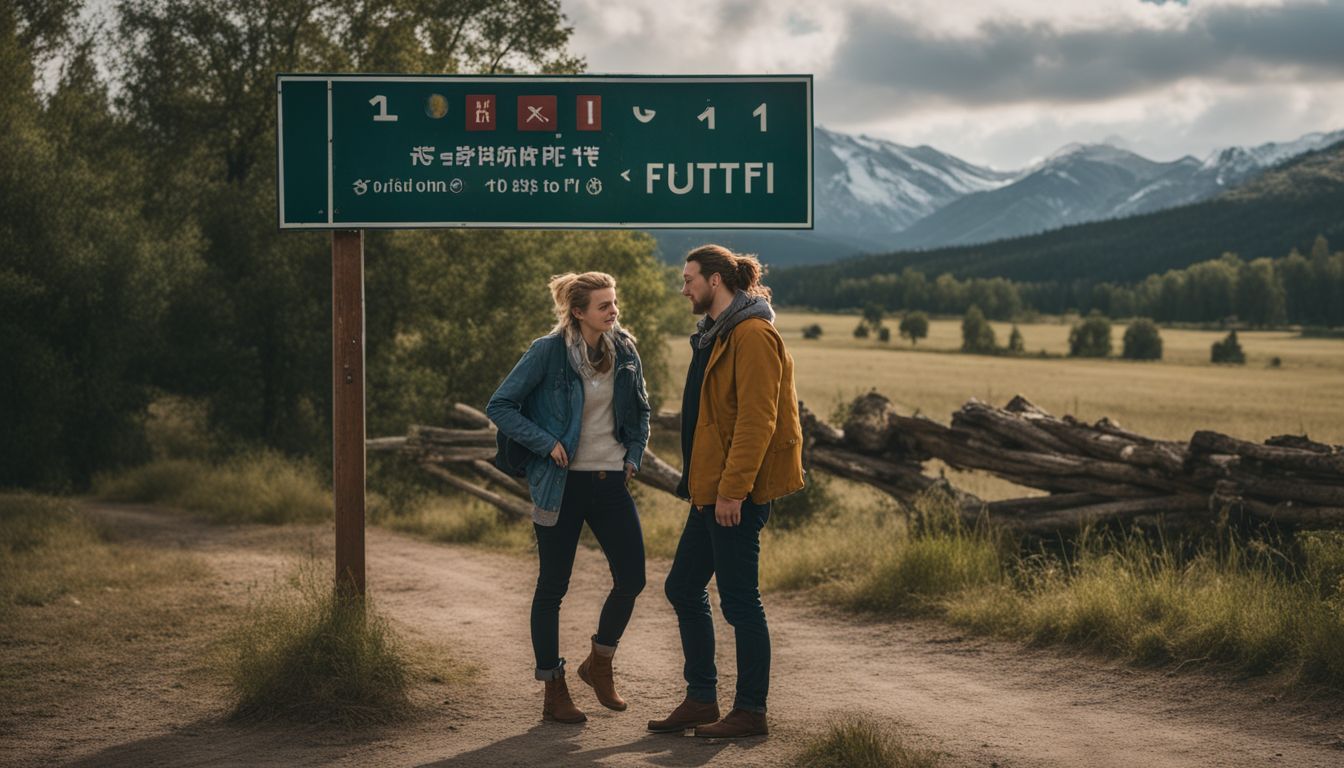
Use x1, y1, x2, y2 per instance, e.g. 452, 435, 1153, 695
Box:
550, 442, 569, 468
714, 495, 743, 526
624, 462, 636, 482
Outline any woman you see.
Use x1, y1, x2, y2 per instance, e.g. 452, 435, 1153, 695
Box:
486, 271, 651, 724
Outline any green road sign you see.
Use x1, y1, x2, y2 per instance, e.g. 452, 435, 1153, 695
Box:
276, 74, 812, 230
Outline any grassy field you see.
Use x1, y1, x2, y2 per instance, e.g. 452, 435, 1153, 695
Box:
663, 311, 1344, 447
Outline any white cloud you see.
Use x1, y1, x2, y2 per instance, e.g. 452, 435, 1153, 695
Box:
561, 0, 1344, 168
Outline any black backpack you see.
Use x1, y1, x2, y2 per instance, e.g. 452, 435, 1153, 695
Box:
493, 430, 533, 478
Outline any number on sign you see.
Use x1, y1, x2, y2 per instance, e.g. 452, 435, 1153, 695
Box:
754, 103, 767, 132
369, 95, 398, 122
697, 106, 715, 130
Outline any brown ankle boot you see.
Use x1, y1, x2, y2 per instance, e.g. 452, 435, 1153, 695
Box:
542, 669, 586, 724
694, 708, 768, 738
647, 696, 720, 733
577, 637, 626, 711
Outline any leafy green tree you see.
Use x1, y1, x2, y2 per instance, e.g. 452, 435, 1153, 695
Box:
801, 323, 822, 339
111, 0, 605, 454
1235, 258, 1287, 327
1008, 324, 1025, 354
898, 311, 929, 346
853, 321, 870, 339
1069, 311, 1112, 357
877, 326, 891, 343
1122, 318, 1163, 360
960, 305, 996, 354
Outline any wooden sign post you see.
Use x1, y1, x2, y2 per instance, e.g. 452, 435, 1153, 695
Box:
331, 229, 366, 597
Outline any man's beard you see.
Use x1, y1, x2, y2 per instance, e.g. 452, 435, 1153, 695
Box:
690, 295, 712, 315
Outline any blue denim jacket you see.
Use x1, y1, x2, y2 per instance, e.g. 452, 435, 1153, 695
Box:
486, 332, 651, 524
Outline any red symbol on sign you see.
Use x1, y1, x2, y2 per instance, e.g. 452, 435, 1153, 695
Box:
517, 95, 556, 131
466, 95, 495, 130
577, 95, 601, 131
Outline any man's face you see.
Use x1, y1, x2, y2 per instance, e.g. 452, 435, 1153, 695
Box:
682, 260, 715, 315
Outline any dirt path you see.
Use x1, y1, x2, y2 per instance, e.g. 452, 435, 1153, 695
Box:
13, 503, 1344, 767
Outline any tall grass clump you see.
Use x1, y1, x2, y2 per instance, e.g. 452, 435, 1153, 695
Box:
95, 451, 330, 525
797, 713, 941, 768
229, 561, 415, 725
942, 526, 1344, 689
840, 491, 1003, 614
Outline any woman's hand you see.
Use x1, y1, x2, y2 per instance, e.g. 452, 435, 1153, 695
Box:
550, 442, 569, 468
624, 461, 636, 482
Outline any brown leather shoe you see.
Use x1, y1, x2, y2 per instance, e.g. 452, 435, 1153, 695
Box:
542, 670, 586, 724
647, 696, 720, 733
577, 637, 626, 711
694, 708, 768, 738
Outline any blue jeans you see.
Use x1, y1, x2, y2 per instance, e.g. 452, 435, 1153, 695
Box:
663, 500, 771, 712
531, 469, 645, 679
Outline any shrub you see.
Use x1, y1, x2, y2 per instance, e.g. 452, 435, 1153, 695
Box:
802, 323, 823, 340
877, 326, 891, 343
1008, 325, 1025, 354
853, 322, 870, 339
1068, 311, 1112, 357
1211, 330, 1246, 364
898, 312, 929, 346
1122, 318, 1163, 360
960, 305, 996, 354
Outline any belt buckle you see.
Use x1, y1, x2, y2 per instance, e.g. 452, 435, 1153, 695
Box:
597, 470, 607, 480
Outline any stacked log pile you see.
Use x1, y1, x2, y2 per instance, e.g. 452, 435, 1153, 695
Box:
371, 395, 1344, 533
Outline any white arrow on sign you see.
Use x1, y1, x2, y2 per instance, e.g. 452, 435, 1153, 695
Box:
620, 169, 631, 182
632, 106, 655, 123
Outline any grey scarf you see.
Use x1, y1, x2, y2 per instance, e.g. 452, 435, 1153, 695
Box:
564, 322, 624, 381
695, 290, 776, 349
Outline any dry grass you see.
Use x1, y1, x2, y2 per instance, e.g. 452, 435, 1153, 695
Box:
0, 493, 225, 719
797, 713, 943, 768
662, 312, 1344, 506
227, 558, 467, 725
94, 452, 331, 525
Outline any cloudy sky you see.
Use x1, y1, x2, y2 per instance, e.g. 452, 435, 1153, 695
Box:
561, 0, 1344, 169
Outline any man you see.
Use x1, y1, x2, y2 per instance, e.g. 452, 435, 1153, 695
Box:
647, 244, 805, 738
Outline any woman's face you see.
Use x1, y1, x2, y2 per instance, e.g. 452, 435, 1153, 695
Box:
574, 287, 618, 337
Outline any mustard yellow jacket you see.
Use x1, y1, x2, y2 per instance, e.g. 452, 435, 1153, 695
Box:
687, 316, 805, 506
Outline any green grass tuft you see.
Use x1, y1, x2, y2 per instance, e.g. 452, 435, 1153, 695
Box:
228, 561, 419, 725
797, 714, 942, 768
94, 452, 330, 525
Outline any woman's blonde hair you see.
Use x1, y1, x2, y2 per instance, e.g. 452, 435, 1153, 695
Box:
547, 271, 633, 373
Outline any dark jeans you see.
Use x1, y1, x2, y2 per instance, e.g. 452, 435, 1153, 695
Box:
663, 500, 771, 713
531, 469, 646, 678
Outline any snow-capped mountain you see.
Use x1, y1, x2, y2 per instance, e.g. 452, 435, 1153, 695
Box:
894, 130, 1344, 249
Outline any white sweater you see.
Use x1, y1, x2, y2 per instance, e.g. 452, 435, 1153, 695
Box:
569, 365, 627, 471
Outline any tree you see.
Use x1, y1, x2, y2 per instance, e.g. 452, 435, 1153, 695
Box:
802, 323, 822, 340
877, 326, 891, 343
853, 322, 870, 339
960, 305, 996, 354
1069, 311, 1112, 358
0, 8, 183, 488
862, 302, 885, 330
898, 311, 929, 346
1211, 330, 1246, 364
112, 0, 597, 453
1008, 325, 1025, 354
1122, 319, 1163, 360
